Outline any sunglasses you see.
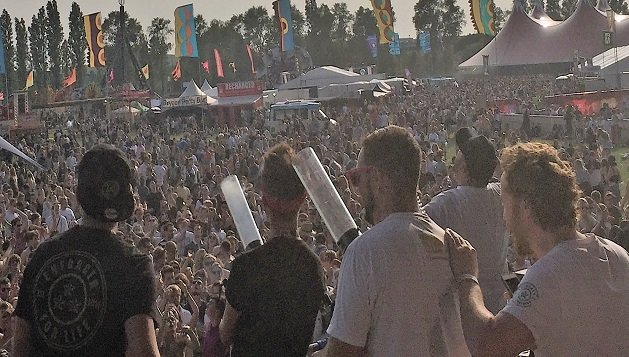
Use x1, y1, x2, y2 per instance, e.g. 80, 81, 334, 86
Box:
192, 280, 203, 285
345, 166, 373, 187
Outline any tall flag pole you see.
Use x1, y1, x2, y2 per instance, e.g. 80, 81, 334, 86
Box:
174, 4, 199, 58
83, 12, 106, 67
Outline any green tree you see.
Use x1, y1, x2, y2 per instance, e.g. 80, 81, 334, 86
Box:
1, 11, 16, 92
60, 39, 72, 76
609, 0, 629, 14
29, 7, 48, 90
348, 6, 377, 66
493, 6, 506, 32
46, 0, 64, 89
147, 17, 173, 95
15, 17, 29, 89
102, 11, 146, 85
560, 0, 578, 20
195, 14, 208, 38
545, 0, 562, 20
68, 2, 86, 86
229, 7, 274, 55
291, 5, 307, 46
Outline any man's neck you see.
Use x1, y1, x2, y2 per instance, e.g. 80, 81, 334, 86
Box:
529, 226, 579, 259
80, 216, 116, 232
372, 196, 419, 225
268, 212, 298, 241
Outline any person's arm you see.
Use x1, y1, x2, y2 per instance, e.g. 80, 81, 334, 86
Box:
12, 316, 30, 357
446, 229, 535, 356
124, 314, 160, 357
183, 287, 199, 330
315, 336, 365, 357
219, 301, 240, 345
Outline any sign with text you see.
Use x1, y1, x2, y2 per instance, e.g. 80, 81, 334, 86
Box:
162, 95, 208, 109
217, 81, 263, 97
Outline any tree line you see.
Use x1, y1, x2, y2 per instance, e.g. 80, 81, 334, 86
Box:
1, 0, 627, 97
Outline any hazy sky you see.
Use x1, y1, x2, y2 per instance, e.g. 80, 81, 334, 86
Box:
3, 0, 514, 43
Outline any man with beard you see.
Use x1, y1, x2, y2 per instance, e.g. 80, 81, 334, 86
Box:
322, 126, 469, 356
447, 142, 629, 357
424, 128, 509, 314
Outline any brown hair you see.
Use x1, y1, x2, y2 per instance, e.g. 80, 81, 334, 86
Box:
361, 126, 422, 193
500, 142, 579, 232
260, 142, 305, 201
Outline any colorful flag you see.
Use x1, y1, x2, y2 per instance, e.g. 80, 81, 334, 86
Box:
174, 4, 199, 58
0, 92, 4, 101
273, 0, 295, 52
84, 12, 106, 67
25, 70, 34, 89
418, 31, 431, 54
470, 0, 496, 36
172, 60, 181, 81
371, 0, 395, 44
142, 64, 150, 79
246, 44, 256, 74
388, 33, 400, 55
202, 60, 210, 74
366, 35, 378, 58
63, 67, 77, 88
0, 31, 5, 75
214, 49, 224, 78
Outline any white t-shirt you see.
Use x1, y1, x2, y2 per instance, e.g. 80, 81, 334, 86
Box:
503, 234, 629, 357
327, 212, 470, 357
424, 183, 509, 313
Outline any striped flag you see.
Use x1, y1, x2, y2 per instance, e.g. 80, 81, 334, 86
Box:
63, 67, 77, 88
202, 60, 210, 74
246, 44, 256, 74
171, 60, 181, 81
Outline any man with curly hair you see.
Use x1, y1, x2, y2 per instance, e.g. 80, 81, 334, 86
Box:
447, 142, 629, 357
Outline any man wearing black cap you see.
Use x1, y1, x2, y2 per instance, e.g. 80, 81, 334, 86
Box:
424, 127, 509, 313
14, 144, 160, 356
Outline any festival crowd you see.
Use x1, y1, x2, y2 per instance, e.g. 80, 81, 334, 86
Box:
0, 74, 627, 356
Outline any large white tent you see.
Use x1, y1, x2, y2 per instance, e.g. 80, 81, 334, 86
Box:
279, 66, 385, 90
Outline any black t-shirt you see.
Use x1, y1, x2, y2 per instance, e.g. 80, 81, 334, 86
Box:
224, 236, 325, 357
15, 226, 156, 356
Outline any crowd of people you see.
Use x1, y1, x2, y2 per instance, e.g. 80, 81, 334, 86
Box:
0, 74, 627, 356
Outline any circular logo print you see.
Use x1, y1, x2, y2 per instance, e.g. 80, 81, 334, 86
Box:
100, 180, 120, 200
33, 251, 107, 351
514, 282, 539, 308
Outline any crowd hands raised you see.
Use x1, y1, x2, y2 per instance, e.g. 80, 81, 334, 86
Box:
0, 73, 626, 356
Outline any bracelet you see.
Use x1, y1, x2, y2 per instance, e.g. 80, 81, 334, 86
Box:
455, 274, 479, 286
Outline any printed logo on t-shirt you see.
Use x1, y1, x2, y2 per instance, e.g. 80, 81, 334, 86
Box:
514, 282, 539, 308
32, 251, 107, 351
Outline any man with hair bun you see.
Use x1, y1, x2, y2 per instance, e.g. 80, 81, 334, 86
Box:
447, 142, 629, 356
220, 142, 325, 357
14, 144, 160, 356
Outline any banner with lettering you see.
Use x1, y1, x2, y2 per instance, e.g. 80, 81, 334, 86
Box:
217, 81, 264, 97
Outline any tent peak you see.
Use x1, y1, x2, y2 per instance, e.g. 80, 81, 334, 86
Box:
596, 0, 612, 12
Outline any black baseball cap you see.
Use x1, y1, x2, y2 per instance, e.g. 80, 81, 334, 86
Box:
77, 144, 135, 222
456, 127, 498, 186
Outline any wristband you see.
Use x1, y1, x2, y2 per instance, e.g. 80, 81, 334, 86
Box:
455, 273, 479, 286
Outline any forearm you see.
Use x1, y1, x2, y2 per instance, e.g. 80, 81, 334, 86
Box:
457, 280, 496, 355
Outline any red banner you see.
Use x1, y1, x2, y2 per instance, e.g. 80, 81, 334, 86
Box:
217, 81, 263, 97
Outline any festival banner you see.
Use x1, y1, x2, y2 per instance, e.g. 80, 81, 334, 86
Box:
367, 35, 378, 58
63, 67, 77, 88
214, 49, 224, 78
24, 70, 34, 89
0, 31, 5, 75
279, 0, 295, 52
371, 0, 395, 44
217, 81, 263, 97
172, 60, 181, 81
107, 68, 114, 84
174, 4, 199, 58
162, 95, 209, 109
388, 33, 400, 55
202, 60, 210, 74
142, 64, 150, 79
246, 44, 256, 74
469, 0, 496, 36
83, 12, 106, 67
418, 31, 431, 54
